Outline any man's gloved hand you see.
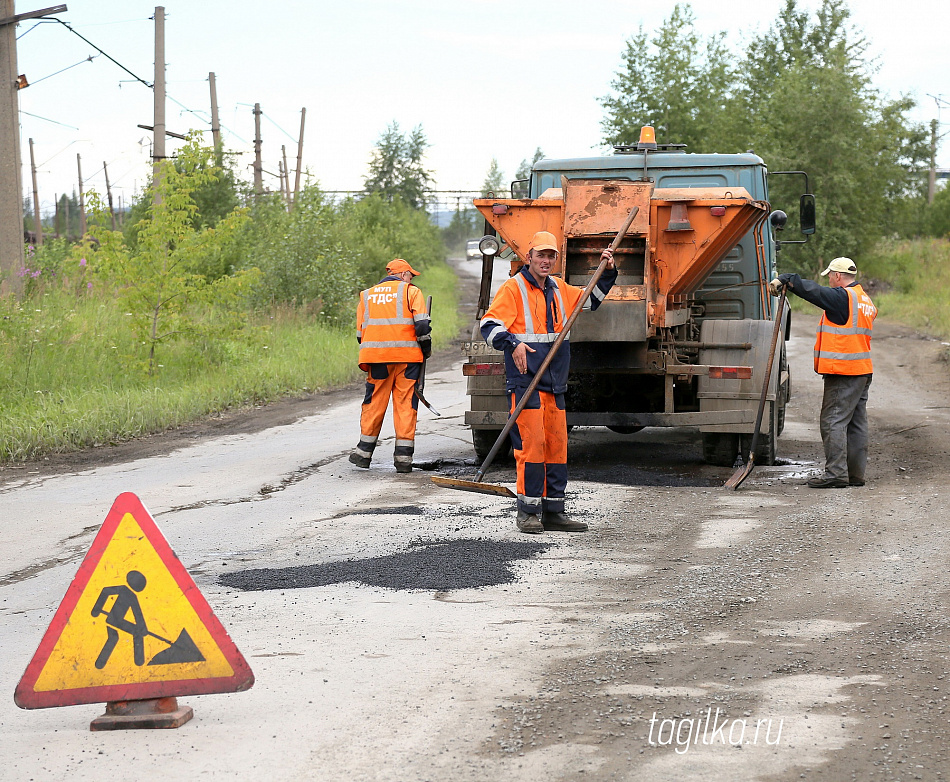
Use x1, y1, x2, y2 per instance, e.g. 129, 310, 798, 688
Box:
418, 336, 432, 360
768, 278, 784, 297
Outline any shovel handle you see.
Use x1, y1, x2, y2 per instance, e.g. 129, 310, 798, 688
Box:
473, 204, 640, 482
745, 287, 786, 463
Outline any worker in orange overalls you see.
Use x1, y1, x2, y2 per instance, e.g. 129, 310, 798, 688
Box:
771, 257, 877, 488
480, 231, 617, 533
350, 259, 431, 473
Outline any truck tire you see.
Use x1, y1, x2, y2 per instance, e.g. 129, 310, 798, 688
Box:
607, 425, 645, 435
741, 401, 778, 466
702, 433, 740, 467
777, 345, 789, 437
472, 429, 511, 461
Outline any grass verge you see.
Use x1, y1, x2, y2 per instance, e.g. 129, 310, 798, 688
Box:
0, 260, 460, 462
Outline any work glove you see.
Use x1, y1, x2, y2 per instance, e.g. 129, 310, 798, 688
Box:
418, 335, 432, 360
768, 278, 784, 297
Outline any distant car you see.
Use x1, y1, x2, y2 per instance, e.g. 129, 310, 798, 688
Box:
465, 239, 482, 260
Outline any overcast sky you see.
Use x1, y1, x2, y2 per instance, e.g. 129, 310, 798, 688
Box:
14, 0, 950, 217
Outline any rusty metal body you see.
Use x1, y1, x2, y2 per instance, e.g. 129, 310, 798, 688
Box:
464, 146, 797, 467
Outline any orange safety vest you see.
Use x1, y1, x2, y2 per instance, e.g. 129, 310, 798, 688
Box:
357, 278, 427, 369
813, 284, 876, 375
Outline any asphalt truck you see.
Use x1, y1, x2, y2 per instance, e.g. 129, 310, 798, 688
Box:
462, 127, 815, 466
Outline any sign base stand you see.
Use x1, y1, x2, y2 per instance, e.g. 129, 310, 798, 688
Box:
90, 697, 193, 731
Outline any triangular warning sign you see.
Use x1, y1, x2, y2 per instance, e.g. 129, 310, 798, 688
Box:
15, 492, 254, 709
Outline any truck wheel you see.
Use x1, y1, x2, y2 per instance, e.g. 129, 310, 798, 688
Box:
472, 429, 511, 461
741, 401, 778, 466
777, 345, 789, 437
607, 425, 645, 435
702, 433, 740, 467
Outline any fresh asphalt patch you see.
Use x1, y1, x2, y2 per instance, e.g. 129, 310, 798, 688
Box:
219, 537, 552, 592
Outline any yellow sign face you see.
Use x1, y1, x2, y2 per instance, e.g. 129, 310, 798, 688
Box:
16, 493, 253, 709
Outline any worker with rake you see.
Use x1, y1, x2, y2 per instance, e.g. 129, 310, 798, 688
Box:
480, 231, 617, 533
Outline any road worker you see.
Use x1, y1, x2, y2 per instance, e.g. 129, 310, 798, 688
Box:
350, 259, 431, 473
480, 231, 617, 533
770, 257, 877, 488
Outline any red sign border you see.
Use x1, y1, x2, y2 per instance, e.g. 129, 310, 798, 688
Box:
15, 492, 254, 709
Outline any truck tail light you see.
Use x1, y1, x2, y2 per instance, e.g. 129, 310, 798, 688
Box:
462, 363, 505, 376
710, 206, 726, 216
708, 366, 752, 380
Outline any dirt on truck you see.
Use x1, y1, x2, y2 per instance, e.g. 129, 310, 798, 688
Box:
463, 126, 816, 468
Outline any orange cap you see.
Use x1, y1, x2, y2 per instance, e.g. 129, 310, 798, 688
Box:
528, 231, 559, 253
386, 259, 421, 276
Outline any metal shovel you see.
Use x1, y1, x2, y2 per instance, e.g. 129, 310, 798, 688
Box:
724, 286, 786, 490
431, 204, 640, 497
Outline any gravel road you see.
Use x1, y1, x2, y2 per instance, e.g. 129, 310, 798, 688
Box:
1, 261, 948, 782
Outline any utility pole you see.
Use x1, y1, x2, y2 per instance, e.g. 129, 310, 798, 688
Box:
152, 5, 165, 206
0, 0, 24, 286
103, 161, 116, 231
252, 102, 263, 198
929, 118, 938, 205
77, 153, 86, 237
293, 107, 306, 208
64, 192, 69, 239
281, 144, 291, 210
28, 137, 42, 247
208, 71, 221, 165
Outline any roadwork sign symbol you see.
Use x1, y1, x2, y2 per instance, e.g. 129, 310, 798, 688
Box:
15, 492, 254, 709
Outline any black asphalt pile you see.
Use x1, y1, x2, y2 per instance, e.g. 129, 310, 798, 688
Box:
219, 537, 551, 592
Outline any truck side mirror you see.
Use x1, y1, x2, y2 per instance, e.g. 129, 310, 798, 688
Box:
769, 210, 788, 231
800, 194, 816, 235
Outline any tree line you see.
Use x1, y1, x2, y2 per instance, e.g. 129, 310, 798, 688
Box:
599, 0, 938, 272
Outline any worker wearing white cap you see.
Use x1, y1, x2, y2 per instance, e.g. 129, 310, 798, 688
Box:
770, 258, 877, 488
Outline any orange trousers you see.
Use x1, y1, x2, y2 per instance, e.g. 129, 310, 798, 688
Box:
354, 363, 420, 468
509, 390, 568, 516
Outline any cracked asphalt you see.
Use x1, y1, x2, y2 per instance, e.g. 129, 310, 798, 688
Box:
2, 261, 949, 780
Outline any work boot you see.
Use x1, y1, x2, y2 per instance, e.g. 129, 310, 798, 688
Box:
849, 477, 866, 487
541, 511, 588, 532
516, 511, 543, 534
807, 475, 848, 489
394, 462, 412, 474
349, 452, 371, 469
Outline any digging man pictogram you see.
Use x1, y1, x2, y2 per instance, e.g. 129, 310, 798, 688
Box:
91, 570, 149, 668
91, 569, 205, 669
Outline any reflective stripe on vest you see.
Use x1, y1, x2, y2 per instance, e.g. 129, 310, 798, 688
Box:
510, 273, 570, 343
359, 280, 423, 363
813, 285, 876, 375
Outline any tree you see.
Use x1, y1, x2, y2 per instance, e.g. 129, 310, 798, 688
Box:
87, 139, 256, 374
742, 0, 927, 269
599, 4, 741, 152
515, 148, 545, 181
481, 158, 506, 197
364, 122, 434, 210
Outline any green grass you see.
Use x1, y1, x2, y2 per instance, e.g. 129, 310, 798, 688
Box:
0, 260, 461, 462
862, 237, 950, 339
782, 238, 950, 343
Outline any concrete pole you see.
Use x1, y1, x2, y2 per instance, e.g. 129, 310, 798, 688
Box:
209, 71, 221, 165
0, 0, 25, 289
293, 107, 306, 208
928, 118, 937, 205
104, 161, 116, 231
29, 138, 43, 247
253, 103, 263, 198
77, 153, 86, 237
152, 6, 165, 205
